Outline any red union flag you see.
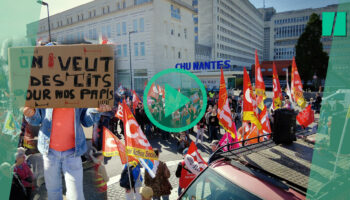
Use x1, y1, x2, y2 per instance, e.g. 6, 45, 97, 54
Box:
148, 83, 159, 100
123, 101, 158, 160
292, 57, 306, 109
297, 104, 314, 128
132, 90, 141, 112
255, 50, 266, 110
243, 67, 262, 130
102, 127, 138, 164
272, 62, 283, 110
218, 68, 237, 139
259, 107, 272, 135
184, 142, 208, 175
115, 102, 124, 120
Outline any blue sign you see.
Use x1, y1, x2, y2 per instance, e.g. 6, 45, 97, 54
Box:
175, 60, 231, 70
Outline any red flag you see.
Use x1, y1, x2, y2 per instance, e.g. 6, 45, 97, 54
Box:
218, 68, 237, 139
259, 107, 272, 135
296, 104, 314, 128
184, 142, 208, 175
132, 90, 141, 112
115, 102, 124, 120
255, 50, 266, 110
292, 57, 306, 108
243, 67, 262, 130
123, 101, 158, 160
148, 83, 159, 100
102, 127, 138, 164
272, 62, 283, 110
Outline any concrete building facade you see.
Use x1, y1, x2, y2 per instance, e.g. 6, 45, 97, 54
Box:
27, 0, 195, 92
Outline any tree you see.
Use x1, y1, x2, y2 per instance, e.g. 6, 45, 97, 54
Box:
295, 13, 329, 87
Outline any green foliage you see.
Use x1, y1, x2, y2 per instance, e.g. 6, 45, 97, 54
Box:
295, 13, 329, 84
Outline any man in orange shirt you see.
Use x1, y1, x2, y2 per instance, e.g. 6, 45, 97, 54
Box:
23, 105, 111, 200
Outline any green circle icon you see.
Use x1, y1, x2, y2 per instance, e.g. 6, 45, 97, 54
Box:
143, 68, 207, 133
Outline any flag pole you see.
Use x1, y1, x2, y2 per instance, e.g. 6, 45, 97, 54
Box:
123, 113, 136, 199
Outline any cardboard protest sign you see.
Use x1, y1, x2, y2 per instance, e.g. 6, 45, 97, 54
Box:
8, 44, 114, 108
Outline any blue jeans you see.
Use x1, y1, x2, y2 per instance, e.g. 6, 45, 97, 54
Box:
153, 195, 170, 200
43, 148, 84, 200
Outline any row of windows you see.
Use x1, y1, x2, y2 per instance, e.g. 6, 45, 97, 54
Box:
219, 17, 262, 47
217, 52, 254, 63
274, 16, 309, 25
274, 39, 298, 46
164, 21, 188, 39
171, 5, 181, 20
274, 24, 305, 39
218, 43, 255, 58
164, 46, 188, 59
40, 0, 151, 32
218, 34, 260, 56
218, 2, 263, 41
221, 0, 264, 31
218, 25, 263, 50
116, 42, 146, 57
274, 47, 295, 60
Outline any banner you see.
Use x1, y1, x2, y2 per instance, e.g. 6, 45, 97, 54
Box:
272, 62, 283, 110
123, 101, 158, 160
8, 44, 115, 108
296, 105, 315, 128
243, 67, 262, 130
259, 107, 272, 136
115, 102, 124, 120
132, 90, 141, 112
255, 50, 266, 110
291, 57, 306, 109
148, 83, 159, 100
218, 68, 237, 139
184, 142, 208, 175
102, 127, 138, 164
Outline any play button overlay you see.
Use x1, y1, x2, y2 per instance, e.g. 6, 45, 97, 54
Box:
143, 68, 207, 133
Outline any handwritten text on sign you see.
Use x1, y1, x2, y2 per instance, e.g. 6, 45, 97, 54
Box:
9, 45, 115, 108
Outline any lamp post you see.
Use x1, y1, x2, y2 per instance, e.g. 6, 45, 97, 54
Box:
37, 1, 51, 42
128, 31, 136, 90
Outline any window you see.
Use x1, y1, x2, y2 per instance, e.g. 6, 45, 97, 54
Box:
268, 68, 272, 72
140, 42, 145, 56
182, 168, 260, 200
133, 19, 138, 32
178, 51, 181, 59
123, 44, 127, 57
122, 22, 127, 35
172, 47, 175, 59
93, 10, 96, 16
134, 42, 139, 56
102, 25, 111, 38
117, 23, 121, 36
107, 6, 110, 13
122, 0, 126, 8
89, 28, 97, 40
117, 45, 122, 56
184, 28, 187, 39
171, 5, 181, 20
139, 18, 144, 32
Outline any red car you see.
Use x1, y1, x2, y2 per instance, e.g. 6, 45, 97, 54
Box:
179, 139, 311, 200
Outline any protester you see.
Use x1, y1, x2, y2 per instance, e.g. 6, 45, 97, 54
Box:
23, 105, 111, 200
196, 116, 206, 145
175, 148, 196, 196
283, 96, 293, 110
140, 186, 153, 200
208, 109, 219, 142
208, 140, 224, 164
13, 147, 34, 200
315, 93, 322, 114
135, 102, 145, 132
177, 132, 190, 153
120, 160, 143, 200
90, 150, 109, 200
144, 149, 172, 200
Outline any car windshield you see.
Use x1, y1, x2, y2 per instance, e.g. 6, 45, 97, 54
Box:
181, 168, 262, 200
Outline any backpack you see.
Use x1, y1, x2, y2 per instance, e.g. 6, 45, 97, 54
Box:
120, 166, 135, 190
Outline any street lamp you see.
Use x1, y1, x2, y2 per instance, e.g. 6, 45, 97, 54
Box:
37, 0, 51, 42
128, 31, 136, 90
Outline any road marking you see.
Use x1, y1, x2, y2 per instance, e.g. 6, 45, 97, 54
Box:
107, 157, 209, 186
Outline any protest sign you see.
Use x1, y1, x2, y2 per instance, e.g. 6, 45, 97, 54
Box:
8, 44, 114, 108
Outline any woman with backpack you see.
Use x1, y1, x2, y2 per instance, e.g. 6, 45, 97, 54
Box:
120, 160, 143, 200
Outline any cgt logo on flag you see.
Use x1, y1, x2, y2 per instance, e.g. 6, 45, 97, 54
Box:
322, 12, 347, 36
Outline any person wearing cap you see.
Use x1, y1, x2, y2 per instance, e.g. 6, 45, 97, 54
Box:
23, 104, 112, 200
208, 140, 224, 164
13, 147, 34, 200
175, 148, 196, 196
140, 186, 153, 200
